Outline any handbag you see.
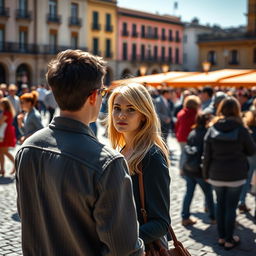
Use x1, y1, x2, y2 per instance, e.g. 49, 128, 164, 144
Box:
138, 170, 191, 256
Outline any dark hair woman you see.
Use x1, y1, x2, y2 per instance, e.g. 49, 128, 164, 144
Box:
203, 96, 256, 250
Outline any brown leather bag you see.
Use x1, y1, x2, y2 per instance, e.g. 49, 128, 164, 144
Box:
138, 171, 191, 256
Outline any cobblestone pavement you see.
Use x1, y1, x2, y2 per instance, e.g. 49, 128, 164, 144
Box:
0, 123, 256, 256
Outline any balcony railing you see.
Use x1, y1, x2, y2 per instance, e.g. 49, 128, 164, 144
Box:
122, 30, 129, 36
47, 13, 61, 24
105, 25, 113, 32
0, 7, 9, 17
92, 23, 101, 30
168, 37, 173, 42
0, 42, 88, 55
131, 55, 170, 63
229, 60, 239, 65
16, 9, 32, 20
176, 38, 181, 42
69, 16, 82, 26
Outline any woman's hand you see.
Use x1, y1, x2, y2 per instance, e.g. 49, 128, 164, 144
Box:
17, 113, 24, 127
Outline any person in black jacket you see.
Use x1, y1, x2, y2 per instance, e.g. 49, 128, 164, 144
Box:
108, 83, 171, 251
203, 96, 256, 250
181, 113, 215, 226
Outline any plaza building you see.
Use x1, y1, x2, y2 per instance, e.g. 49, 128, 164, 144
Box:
183, 18, 216, 71
0, 0, 88, 89
198, 0, 256, 71
117, 7, 184, 79
86, 0, 117, 85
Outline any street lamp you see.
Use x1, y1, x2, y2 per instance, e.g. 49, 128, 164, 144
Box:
202, 61, 211, 74
162, 64, 169, 73
139, 65, 147, 76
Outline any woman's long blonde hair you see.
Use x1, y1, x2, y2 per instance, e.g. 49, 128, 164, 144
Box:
108, 83, 170, 175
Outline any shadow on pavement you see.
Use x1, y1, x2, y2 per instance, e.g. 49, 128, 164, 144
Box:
11, 213, 21, 222
187, 221, 256, 256
0, 176, 14, 185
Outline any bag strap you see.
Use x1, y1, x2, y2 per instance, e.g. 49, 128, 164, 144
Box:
138, 165, 180, 247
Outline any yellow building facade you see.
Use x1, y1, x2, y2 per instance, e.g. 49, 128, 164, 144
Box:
87, 0, 117, 83
198, 0, 256, 71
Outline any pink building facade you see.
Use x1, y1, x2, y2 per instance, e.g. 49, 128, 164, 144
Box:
117, 7, 184, 78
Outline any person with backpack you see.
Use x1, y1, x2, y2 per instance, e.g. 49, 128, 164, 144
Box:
181, 113, 216, 226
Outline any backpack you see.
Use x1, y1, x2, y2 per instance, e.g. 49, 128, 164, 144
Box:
183, 144, 201, 174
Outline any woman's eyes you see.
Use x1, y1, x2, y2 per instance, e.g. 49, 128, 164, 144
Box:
113, 106, 136, 112
113, 106, 121, 111
127, 108, 135, 112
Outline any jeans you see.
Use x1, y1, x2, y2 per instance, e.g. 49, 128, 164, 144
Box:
179, 142, 186, 170
182, 176, 215, 220
239, 155, 256, 204
213, 185, 243, 242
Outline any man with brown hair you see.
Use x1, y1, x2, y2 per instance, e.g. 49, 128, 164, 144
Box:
15, 50, 144, 256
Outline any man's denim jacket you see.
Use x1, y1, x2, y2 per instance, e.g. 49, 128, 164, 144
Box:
16, 116, 144, 256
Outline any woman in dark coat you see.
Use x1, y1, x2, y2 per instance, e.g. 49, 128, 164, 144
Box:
181, 113, 215, 226
203, 96, 256, 250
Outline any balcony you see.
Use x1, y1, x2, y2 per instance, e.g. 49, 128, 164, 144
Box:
105, 25, 113, 32
132, 31, 139, 38
47, 13, 61, 24
229, 61, 239, 65
168, 37, 173, 42
0, 7, 9, 17
69, 16, 82, 27
0, 42, 88, 55
122, 30, 129, 36
16, 9, 32, 21
92, 23, 101, 30
176, 38, 181, 42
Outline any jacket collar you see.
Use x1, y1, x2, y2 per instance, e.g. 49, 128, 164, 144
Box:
49, 116, 96, 139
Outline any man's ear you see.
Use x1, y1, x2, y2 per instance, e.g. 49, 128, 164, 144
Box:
88, 90, 97, 105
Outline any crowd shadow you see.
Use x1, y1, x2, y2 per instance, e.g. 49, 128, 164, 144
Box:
0, 176, 14, 185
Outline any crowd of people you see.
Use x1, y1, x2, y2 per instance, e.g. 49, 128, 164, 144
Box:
0, 83, 57, 176
0, 49, 255, 255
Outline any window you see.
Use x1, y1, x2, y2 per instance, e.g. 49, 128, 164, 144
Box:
132, 24, 137, 37
19, 27, 28, 51
0, 26, 4, 50
122, 22, 128, 36
19, 0, 27, 11
132, 44, 137, 60
105, 39, 111, 58
122, 42, 127, 60
175, 48, 179, 64
0, 0, 4, 9
71, 3, 78, 18
141, 44, 145, 60
161, 47, 165, 61
154, 46, 158, 60
49, 0, 57, 16
92, 11, 100, 30
161, 28, 166, 40
106, 14, 112, 32
93, 38, 99, 55
147, 26, 152, 38
71, 33, 78, 49
141, 25, 145, 38
49, 30, 57, 53
176, 31, 180, 42
168, 47, 172, 63
229, 50, 239, 65
147, 45, 152, 59
207, 50, 216, 65
154, 27, 158, 39
168, 30, 173, 41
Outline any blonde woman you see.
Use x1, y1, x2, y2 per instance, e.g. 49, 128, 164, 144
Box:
108, 83, 171, 251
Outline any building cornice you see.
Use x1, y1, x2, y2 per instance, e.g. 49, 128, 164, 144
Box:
118, 7, 184, 26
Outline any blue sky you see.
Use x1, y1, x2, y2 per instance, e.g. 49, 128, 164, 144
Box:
118, 0, 247, 28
